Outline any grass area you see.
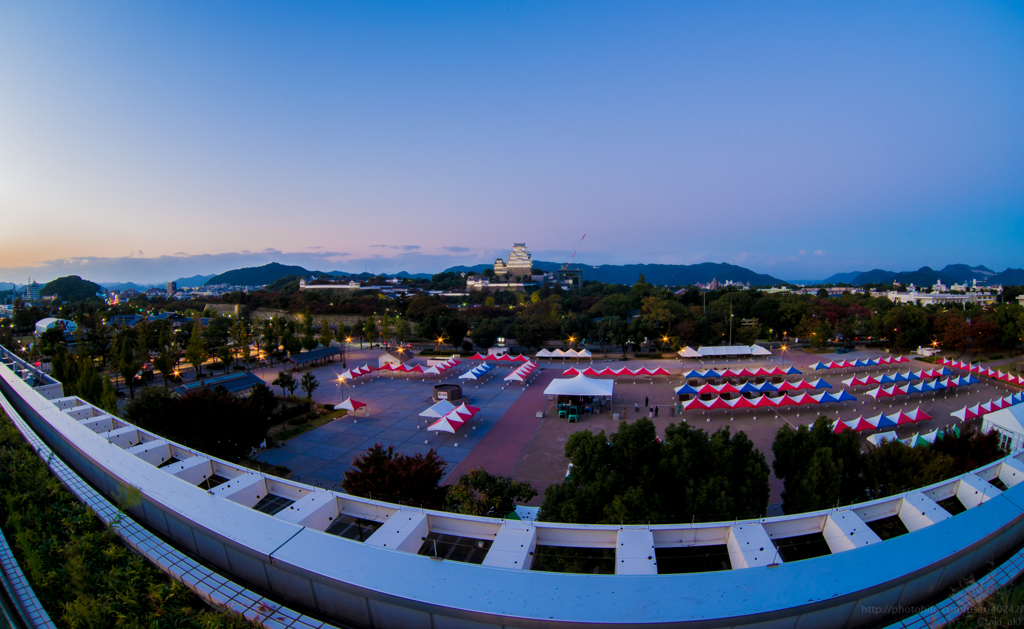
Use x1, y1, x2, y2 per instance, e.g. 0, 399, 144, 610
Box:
267, 408, 348, 446
980, 357, 1023, 372
949, 574, 1024, 628
0, 412, 251, 628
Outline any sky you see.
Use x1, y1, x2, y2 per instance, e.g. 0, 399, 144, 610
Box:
1, 1, 1023, 285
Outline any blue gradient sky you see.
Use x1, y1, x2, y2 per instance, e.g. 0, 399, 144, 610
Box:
2, 1, 1023, 284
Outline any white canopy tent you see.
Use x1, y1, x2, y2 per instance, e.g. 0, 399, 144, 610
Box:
867, 431, 900, 446
535, 349, 552, 358
419, 400, 457, 418
678, 345, 772, 358
544, 374, 615, 398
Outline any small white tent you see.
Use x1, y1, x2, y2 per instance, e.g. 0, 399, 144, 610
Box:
419, 400, 457, 418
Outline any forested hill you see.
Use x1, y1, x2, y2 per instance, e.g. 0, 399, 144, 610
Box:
40, 275, 102, 302
583, 262, 782, 286
204, 263, 321, 286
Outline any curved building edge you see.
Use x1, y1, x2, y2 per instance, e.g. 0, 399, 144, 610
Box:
2, 346, 1024, 629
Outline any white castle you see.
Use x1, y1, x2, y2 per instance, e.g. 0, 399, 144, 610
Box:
493, 242, 534, 277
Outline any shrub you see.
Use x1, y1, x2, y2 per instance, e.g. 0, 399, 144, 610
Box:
0, 414, 248, 628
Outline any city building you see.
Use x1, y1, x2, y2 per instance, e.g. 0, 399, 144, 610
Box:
24, 279, 40, 301
167, 281, 177, 296
466, 277, 538, 292
494, 243, 534, 278
33, 317, 77, 337
886, 289, 998, 307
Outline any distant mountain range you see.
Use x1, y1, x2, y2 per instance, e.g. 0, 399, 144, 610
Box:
444, 260, 784, 286
18, 261, 1022, 297
794, 264, 1022, 287
202, 262, 431, 287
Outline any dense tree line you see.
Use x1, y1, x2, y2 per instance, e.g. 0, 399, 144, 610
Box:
341, 444, 537, 516
540, 419, 771, 524
773, 418, 1003, 513
124, 386, 275, 460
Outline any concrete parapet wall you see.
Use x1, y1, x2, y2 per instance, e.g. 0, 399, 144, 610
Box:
2, 345, 1024, 628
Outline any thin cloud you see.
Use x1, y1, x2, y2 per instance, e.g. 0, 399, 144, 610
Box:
444, 246, 471, 252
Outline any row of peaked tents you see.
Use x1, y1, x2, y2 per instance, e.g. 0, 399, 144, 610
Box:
675, 379, 832, 395
952, 393, 1024, 421
336, 358, 463, 380
563, 365, 671, 377
868, 425, 960, 449
810, 356, 911, 370
419, 400, 482, 433
938, 357, 1024, 386
506, 361, 538, 382
683, 366, 801, 378
680, 390, 856, 410
862, 377, 978, 399
459, 363, 496, 380
832, 408, 933, 433
467, 353, 531, 361
841, 369, 953, 386
535, 348, 594, 358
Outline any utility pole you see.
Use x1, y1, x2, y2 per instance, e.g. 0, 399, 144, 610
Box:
728, 301, 733, 345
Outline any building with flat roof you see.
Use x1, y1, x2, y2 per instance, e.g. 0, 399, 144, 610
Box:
24, 279, 40, 301
886, 290, 997, 307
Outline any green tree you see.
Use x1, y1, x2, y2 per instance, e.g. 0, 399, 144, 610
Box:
470, 319, 500, 350
363, 317, 378, 345
216, 346, 233, 373
342, 444, 447, 507
152, 347, 176, 388
115, 332, 141, 400
37, 327, 66, 357
99, 376, 119, 414
319, 319, 334, 349
272, 371, 297, 397
301, 307, 317, 350
772, 417, 866, 514
299, 372, 319, 400
443, 316, 469, 349
447, 468, 537, 517
260, 318, 279, 359
184, 320, 206, 379
540, 419, 770, 524
124, 387, 267, 460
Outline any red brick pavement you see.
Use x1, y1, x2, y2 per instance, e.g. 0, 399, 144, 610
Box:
445, 368, 559, 482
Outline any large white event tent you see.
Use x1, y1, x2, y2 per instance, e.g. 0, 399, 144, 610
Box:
678, 345, 772, 358
544, 373, 615, 400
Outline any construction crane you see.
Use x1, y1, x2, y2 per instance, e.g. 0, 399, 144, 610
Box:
561, 234, 586, 270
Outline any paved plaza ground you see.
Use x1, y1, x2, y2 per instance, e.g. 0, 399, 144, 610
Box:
252, 347, 1022, 510
251, 349, 540, 491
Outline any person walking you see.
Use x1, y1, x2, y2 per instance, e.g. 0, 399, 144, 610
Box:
655, 406, 659, 417
645, 395, 649, 407
635, 401, 639, 413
